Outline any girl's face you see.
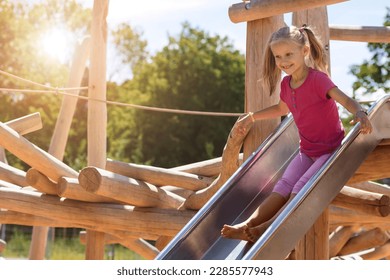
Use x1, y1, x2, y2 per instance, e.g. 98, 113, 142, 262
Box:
270, 39, 309, 75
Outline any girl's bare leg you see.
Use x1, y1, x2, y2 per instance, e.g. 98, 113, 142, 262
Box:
245, 194, 297, 242
221, 192, 287, 241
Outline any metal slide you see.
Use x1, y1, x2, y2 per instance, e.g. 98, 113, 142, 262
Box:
156, 95, 390, 260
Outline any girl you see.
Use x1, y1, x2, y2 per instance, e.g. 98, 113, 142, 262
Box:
221, 25, 373, 243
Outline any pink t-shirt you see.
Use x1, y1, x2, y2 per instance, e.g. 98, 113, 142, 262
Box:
280, 68, 344, 157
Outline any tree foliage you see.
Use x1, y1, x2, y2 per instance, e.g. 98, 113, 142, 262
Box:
128, 23, 245, 167
350, 8, 390, 95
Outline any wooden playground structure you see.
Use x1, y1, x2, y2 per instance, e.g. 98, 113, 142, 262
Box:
1, 0, 390, 260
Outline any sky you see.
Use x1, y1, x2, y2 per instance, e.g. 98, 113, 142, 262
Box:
80, 0, 388, 98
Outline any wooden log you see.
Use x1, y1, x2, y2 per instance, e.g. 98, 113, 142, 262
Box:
79, 167, 185, 209
330, 26, 390, 43
179, 112, 256, 210
4, 112, 42, 136
338, 227, 390, 256
228, 0, 348, 23
360, 241, 390, 260
0, 122, 78, 182
0, 161, 29, 187
48, 37, 90, 160
171, 154, 243, 177
57, 176, 119, 203
0, 209, 76, 228
171, 157, 222, 177
336, 186, 390, 206
106, 159, 213, 191
329, 206, 390, 226
0, 187, 195, 238
348, 145, 390, 184
26, 168, 58, 195
329, 226, 361, 257
86, 0, 109, 260
350, 181, 390, 198
161, 186, 194, 199
0, 209, 161, 241
331, 186, 390, 217
79, 231, 159, 260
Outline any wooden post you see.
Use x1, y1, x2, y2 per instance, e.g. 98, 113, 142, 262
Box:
292, 6, 331, 260
243, 16, 284, 159
28, 37, 90, 260
86, 0, 109, 260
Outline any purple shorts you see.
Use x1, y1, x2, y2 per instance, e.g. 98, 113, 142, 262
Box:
272, 152, 332, 198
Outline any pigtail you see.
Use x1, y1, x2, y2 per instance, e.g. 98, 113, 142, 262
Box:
260, 45, 281, 96
260, 35, 282, 95
302, 26, 329, 75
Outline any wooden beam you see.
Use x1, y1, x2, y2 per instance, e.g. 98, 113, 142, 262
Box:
338, 227, 390, 256
360, 241, 390, 260
329, 226, 360, 257
0, 122, 78, 183
58, 176, 119, 203
106, 159, 213, 191
26, 168, 58, 195
330, 26, 390, 43
350, 181, 390, 198
4, 112, 42, 136
228, 0, 348, 23
79, 167, 185, 209
0, 187, 195, 237
0, 161, 28, 187
348, 145, 390, 184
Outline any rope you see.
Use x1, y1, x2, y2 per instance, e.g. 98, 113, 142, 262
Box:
0, 69, 242, 117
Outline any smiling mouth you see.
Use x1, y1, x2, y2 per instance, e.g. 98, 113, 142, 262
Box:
281, 64, 293, 70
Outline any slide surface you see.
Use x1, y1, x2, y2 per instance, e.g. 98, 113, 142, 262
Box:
156, 95, 390, 260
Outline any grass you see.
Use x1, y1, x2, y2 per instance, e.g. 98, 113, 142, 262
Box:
2, 230, 143, 260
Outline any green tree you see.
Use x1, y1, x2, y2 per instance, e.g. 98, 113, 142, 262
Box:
350, 8, 390, 95
129, 22, 245, 167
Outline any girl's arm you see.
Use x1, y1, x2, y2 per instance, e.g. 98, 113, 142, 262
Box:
252, 99, 290, 121
328, 87, 373, 134
235, 99, 289, 136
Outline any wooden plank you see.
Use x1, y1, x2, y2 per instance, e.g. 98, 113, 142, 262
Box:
228, 0, 348, 23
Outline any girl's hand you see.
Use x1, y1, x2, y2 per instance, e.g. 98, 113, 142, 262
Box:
350, 111, 373, 135
235, 112, 255, 136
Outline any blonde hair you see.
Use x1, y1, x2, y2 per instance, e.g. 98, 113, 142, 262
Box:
261, 25, 329, 95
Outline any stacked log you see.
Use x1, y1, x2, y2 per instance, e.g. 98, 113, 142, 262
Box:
329, 181, 390, 260
0, 113, 230, 260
